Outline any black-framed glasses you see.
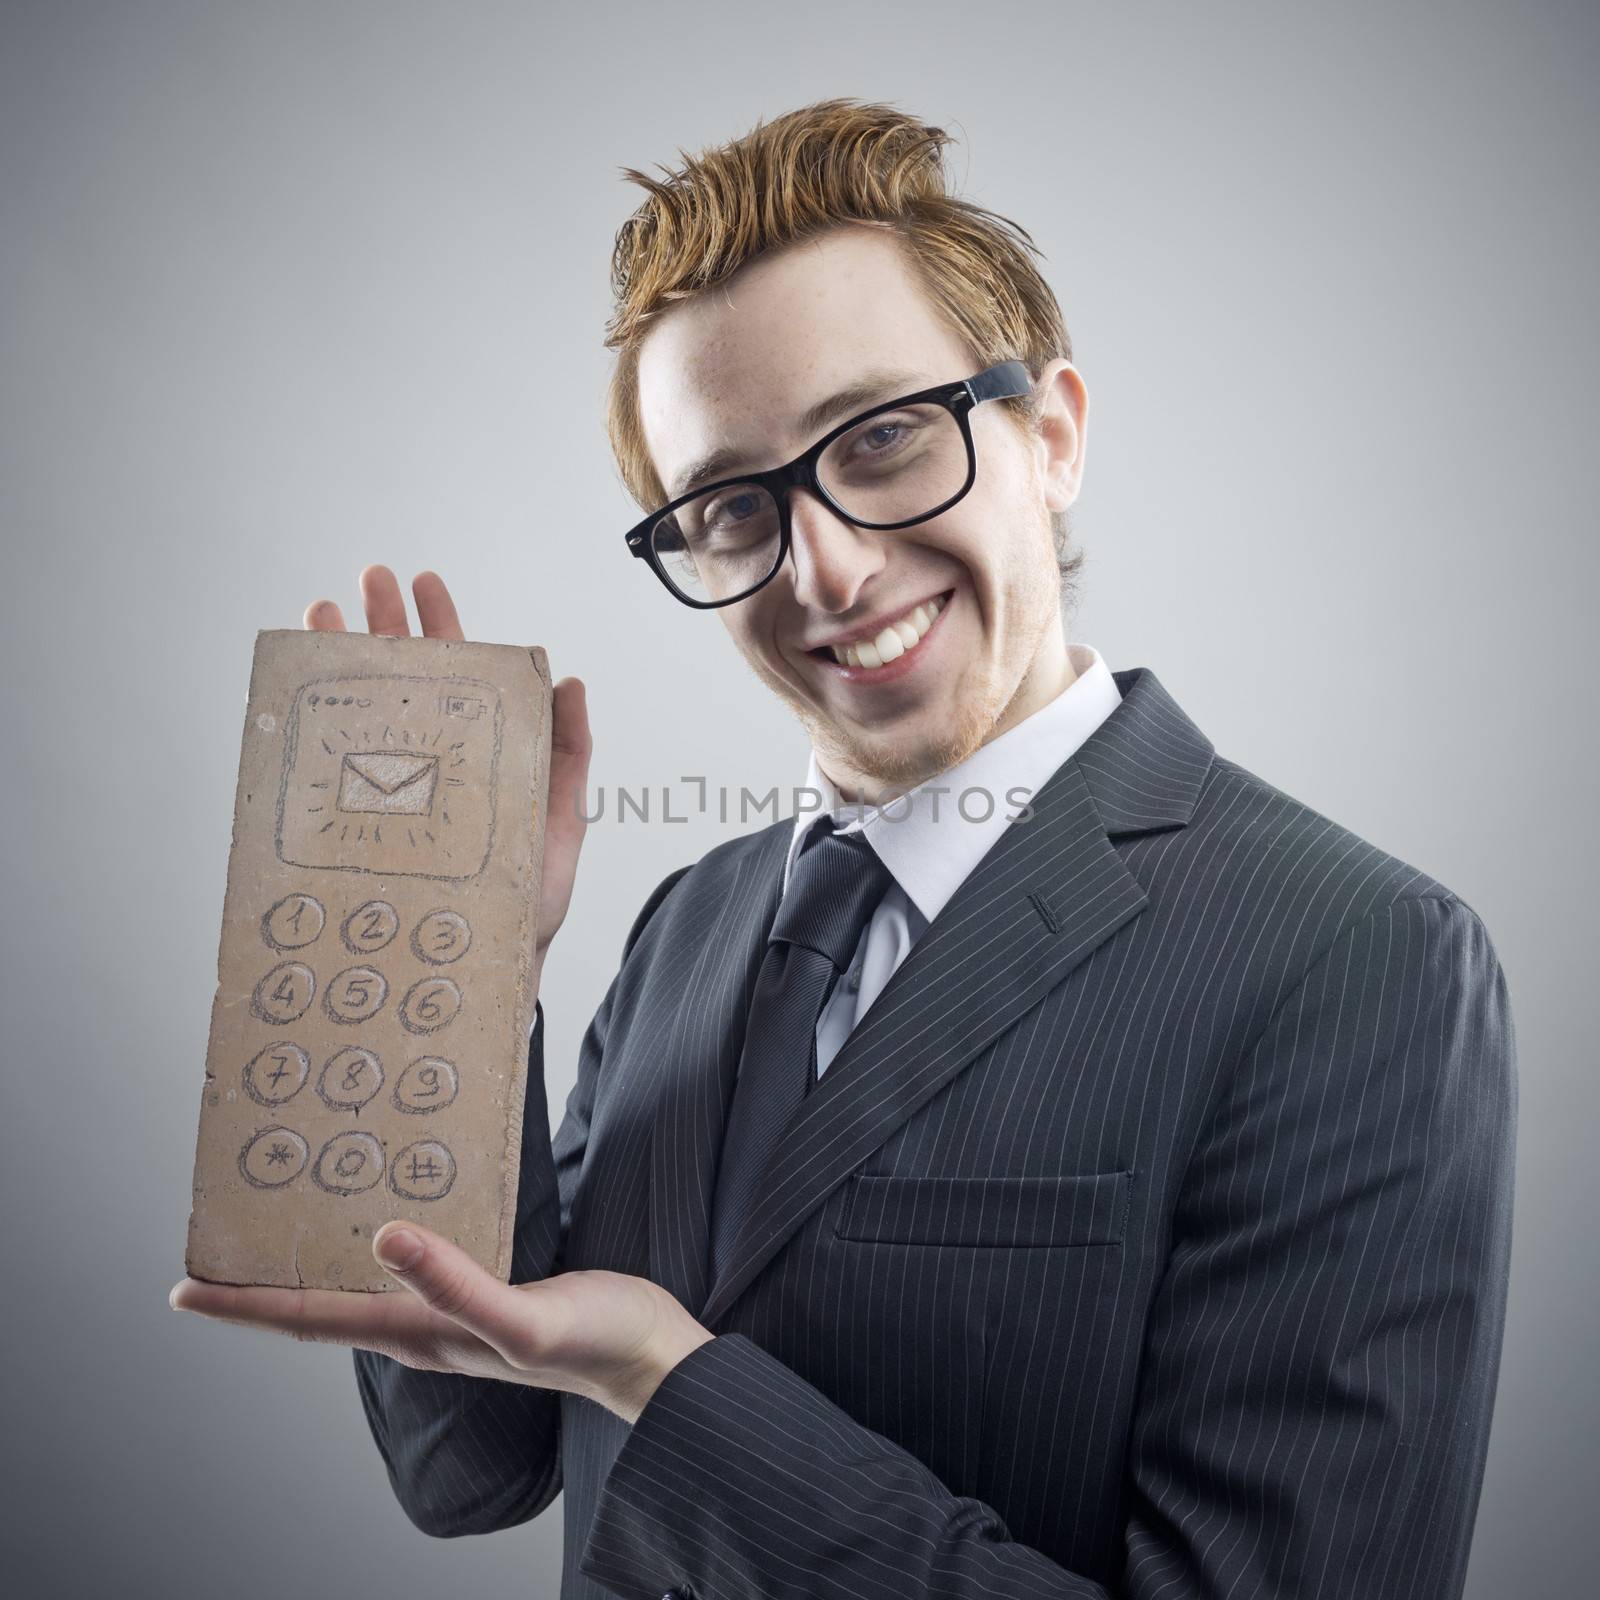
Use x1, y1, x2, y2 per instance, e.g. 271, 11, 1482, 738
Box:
623, 359, 1035, 608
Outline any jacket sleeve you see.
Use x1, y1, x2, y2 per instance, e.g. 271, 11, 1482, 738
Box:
352, 863, 694, 1537
576, 893, 1518, 1599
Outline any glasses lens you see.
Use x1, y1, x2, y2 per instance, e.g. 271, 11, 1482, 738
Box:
816, 401, 970, 527
649, 481, 783, 605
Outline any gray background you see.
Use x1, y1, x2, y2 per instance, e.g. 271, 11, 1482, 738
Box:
2, 2, 1593, 1595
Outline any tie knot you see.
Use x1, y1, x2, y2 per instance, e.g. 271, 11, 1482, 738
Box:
772, 821, 892, 971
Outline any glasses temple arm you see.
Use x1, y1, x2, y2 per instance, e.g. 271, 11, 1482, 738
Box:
965, 360, 1035, 405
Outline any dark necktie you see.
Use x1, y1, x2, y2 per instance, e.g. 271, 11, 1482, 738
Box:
707, 818, 892, 1285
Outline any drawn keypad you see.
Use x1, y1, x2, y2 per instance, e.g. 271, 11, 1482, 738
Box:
262, 893, 325, 951
324, 965, 388, 1024
313, 1130, 386, 1195
399, 975, 462, 1034
393, 1056, 458, 1114
251, 962, 315, 1025
244, 1041, 310, 1107
341, 899, 400, 955
412, 909, 471, 965
391, 1139, 457, 1201
239, 896, 475, 1200
239, 1126, 309, 1188
317, 1046, 384, 1111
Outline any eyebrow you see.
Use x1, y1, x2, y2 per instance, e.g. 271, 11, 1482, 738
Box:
667, 366, 929, 500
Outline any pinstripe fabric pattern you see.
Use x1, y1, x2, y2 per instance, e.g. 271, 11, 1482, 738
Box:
353, 665, 1517, 1600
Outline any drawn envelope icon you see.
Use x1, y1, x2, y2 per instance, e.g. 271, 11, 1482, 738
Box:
336, 751, 439, 816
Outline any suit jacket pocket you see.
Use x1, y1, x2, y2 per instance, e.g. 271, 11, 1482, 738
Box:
834, 1169, 1132, 1248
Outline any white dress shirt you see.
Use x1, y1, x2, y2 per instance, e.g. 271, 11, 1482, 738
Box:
782, 640, 1123, 1080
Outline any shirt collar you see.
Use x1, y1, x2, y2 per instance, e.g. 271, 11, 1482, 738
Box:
781, 640, 1124, 923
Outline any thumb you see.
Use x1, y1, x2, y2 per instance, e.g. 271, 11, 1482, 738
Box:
372, 1221, 520, 1358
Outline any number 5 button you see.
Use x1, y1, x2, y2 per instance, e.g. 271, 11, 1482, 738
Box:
324, 965, 389, 1024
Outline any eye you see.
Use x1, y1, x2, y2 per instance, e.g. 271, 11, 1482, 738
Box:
857, 421, 907, 455
706, 489, 761, 525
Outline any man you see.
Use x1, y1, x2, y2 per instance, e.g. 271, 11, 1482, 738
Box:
171, 99, 1518, 1598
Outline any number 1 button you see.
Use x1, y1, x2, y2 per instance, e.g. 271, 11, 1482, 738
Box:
261, 893, 325, 951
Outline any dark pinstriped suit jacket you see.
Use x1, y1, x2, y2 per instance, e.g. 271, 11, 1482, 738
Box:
353, 664, 1518, 1600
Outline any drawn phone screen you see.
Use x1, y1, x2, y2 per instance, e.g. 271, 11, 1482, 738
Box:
183, 629, 552, 1291
276, 674, 502, 878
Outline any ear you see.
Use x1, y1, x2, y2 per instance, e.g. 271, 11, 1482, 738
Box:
1032, 359, 1089, 513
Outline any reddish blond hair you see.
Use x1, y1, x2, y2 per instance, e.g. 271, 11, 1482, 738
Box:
604, 98, 1085, 600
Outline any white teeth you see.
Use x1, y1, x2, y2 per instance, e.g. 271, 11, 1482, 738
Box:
828, 592, 948, 668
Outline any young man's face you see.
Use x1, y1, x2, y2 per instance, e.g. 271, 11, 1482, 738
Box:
635, 226, 1087, 804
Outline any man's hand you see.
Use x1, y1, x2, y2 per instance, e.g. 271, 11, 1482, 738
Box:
169, 1221, 715, 1427
227, 572, 697, 1421
304, 564, 593, 986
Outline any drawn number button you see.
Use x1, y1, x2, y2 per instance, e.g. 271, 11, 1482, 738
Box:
252, 962, 316, 1025
317, 1046, 385, 1111
244, 1041, 310, 1106
390, 1139, 456, 1201
393, 1057, 459, 1114
341, 900, 399, 955
411, 909, 472, 966
399, 976, 462, 1034
262, 893, 325, 951
239, 1126, 309, 1188
324, 965, 389, 1024
312, 1131, 385, 1195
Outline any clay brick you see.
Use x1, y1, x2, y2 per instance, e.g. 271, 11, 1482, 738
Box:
183, 628, 552, 1291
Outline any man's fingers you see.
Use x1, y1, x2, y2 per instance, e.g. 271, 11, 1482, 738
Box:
546, 679, 593, 865
550, 677, 593, 760
413, 570, 465, 640
169, 1275, 433, 1355
372, 1223, 527, 1362
304, 598, 347, 631
360, 564, 411, 636
308, 569, 460, 639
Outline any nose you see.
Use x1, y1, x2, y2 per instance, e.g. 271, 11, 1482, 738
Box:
783, 487, 886, 614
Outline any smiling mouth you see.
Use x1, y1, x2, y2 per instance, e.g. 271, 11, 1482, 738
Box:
807, 589, 955, 669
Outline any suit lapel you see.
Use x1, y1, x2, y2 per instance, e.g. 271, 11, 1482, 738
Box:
698, 752, 1150, 1326
647, 826, 789, 1318
649, 665, 1215, 1328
